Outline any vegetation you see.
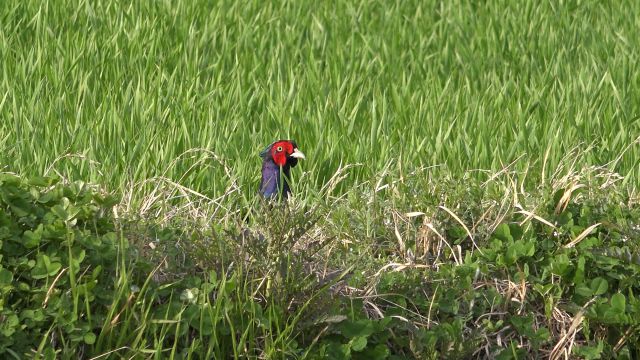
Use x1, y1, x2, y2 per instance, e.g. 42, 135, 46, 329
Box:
0, 0, 639, 359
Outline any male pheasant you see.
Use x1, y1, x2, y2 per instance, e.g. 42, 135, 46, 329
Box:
258, 140, 305, 199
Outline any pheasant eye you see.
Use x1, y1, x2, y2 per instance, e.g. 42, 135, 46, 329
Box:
276, 146, 283, 152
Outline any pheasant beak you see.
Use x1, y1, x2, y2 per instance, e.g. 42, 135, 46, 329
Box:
290, 148, 306, 159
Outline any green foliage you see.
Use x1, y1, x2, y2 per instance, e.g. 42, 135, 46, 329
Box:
0, 174, 326, 358
313, 167, 640, 358
1, 169, 639, 358
0, 174, 119, 356
306, 316, 393, 360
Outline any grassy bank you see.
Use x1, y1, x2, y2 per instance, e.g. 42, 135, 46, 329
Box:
0, 162, 639, 358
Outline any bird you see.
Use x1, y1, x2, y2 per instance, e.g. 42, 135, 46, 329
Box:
258, 140, 305, 199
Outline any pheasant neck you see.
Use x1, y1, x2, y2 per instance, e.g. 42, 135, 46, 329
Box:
259, 159, 291, 199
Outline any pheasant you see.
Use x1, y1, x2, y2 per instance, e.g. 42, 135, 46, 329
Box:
259, 140, 305, 199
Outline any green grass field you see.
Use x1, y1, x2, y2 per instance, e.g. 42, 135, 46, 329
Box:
1, 0, 639, 198
1, 1, 639, 359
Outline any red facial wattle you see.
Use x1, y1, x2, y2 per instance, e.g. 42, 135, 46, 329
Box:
271, 141, 294, 166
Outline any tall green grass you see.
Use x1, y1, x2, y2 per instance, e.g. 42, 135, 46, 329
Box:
1, 0, 639, 201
